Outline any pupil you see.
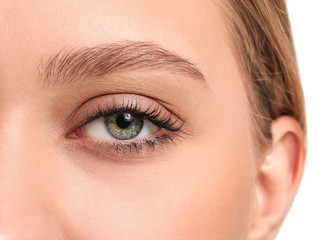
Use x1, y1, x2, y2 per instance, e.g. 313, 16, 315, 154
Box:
116, 113, 133, 129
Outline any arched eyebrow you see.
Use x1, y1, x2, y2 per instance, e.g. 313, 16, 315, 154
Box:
39, 41, 207, 88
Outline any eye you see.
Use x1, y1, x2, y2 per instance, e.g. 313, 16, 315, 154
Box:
78, 112, 160, 141
66, 95, 185, 156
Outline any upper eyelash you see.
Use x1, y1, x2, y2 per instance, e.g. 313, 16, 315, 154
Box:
78, 98, 184, 133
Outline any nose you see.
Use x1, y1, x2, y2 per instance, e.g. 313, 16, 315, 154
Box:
0, 116, 63, 239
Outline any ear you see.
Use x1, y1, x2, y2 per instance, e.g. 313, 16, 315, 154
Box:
248, 116, 306, 240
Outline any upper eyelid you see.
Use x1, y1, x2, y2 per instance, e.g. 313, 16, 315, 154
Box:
64, 93, 184, 127
65, 94, 184, 134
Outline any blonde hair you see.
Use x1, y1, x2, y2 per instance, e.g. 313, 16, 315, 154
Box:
218, 0, 306, 152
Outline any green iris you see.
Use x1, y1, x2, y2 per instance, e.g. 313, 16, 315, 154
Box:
104, 113, 144, 140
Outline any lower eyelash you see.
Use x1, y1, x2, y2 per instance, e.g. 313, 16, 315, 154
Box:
71, 131, 178, 159
109, 133, 176, 154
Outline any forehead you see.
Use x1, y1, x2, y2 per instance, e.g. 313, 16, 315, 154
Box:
0, 0, 230, 81
0, 0, 224, 41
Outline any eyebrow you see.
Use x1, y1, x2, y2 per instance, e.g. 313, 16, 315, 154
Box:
39, 41, 207, 87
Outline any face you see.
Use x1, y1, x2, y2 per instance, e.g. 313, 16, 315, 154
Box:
0, 0, 258, 239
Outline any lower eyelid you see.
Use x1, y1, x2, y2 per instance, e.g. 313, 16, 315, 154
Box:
64, 131, 179, 162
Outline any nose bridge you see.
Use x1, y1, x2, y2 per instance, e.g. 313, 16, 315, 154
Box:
0, 111, 61, 239
0, 4, 64, 237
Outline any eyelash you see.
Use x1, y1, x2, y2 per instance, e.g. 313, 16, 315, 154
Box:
70, 98, 184, 155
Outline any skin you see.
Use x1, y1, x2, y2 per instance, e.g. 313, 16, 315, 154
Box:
0, 0, 305, 239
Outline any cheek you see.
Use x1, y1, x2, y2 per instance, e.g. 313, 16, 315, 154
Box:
168, 137, 256, 239
54, 132, 255, 239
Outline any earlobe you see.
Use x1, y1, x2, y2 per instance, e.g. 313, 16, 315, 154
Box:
248, 116, 306, 240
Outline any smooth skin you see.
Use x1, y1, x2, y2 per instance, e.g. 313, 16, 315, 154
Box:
0, 0, 305, 239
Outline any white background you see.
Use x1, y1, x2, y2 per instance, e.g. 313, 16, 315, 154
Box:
278, 1, 336, 239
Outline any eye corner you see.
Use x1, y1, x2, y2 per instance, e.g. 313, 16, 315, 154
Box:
66, 128, 81, 139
